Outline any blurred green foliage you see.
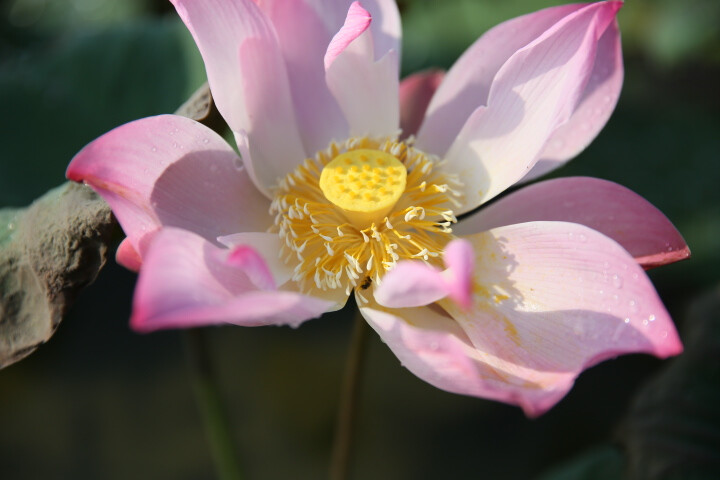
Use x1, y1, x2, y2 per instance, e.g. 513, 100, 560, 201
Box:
1, 0, 719, 478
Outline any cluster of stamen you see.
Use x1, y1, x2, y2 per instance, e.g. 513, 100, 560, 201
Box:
270, 136, 462, 297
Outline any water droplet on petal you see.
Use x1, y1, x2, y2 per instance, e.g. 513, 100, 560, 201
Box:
629, 300, 639, 313
612, 274, 623, 288
151, 146, 157, 152
202, 138, 210, 144
623, 317, 631, 324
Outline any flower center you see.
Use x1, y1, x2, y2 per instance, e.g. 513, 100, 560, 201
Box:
270, 137, 461, 297
318, 149, 407, 227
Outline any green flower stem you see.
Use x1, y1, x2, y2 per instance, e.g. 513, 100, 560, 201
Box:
330, 310, 371, 480
184, 329, 243, 480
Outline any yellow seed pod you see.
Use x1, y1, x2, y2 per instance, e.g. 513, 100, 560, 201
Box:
319, 149, 407, 227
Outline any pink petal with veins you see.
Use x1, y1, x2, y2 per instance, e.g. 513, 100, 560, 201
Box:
325, 2, 399, 137
363, 220, 681, 416
525, 18, 624, 181
67, 114, 270, 264
455, 177, 689, 269
131, 228, 333, 332
170, 0, 306, 196
417, 2, 586, 156
443, 2, 623, 214
375, 239, 474, 309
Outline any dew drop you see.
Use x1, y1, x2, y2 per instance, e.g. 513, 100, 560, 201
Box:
202, 138, 210, 144
629, 300, 639, 313
642, 319, 649, 326
151, 146, 157, 152
603, 95, 612, 104
578, 233, 587, 243
648, 314, 656, 322
7, 222, 15, 230
623, 317, 631, 324
612, 274, 623, 289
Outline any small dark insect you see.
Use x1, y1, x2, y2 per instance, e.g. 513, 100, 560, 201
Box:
360, 276, 372, 290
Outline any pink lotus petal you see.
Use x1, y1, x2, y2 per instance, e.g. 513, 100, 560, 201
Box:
303, 0, 401, 65
116, 238, 143, 272
254, 0, 348, 155
226, 245, 277, 291
448, 221, 681, 414
442, 239, 475, 308
417, 2, 584, 156
131, 228, 334, 332
365, 220, 682, 416
375, 238, 474, 309
374, 262, 448, 308
67, 115, 271, 262
218, 232, 292, 287
524, 18, 624, 181
219, 231, 352, 312
170, 0, 306, 194
441, 2, 622, 215
359, 298, 578, 417
399, 69, 445, 139
325, 2, 399, 137
325, 2, 372, 69
455, 177, 690, 269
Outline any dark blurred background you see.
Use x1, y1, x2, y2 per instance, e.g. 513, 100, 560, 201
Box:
1, 0, 719, 478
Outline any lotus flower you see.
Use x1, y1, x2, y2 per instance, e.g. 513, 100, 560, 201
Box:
67, 0, 687, 415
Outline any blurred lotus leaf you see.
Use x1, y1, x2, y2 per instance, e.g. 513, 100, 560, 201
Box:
621, 285, 720, 479
0, 182, 115, 368
0, 80, 220, 370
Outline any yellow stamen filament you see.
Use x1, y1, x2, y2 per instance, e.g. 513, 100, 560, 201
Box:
270, 137, 463, 295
